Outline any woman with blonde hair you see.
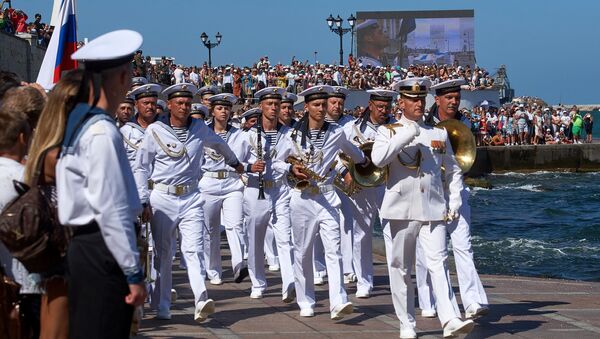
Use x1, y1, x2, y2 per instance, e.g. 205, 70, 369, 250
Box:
24, 69, 84, 339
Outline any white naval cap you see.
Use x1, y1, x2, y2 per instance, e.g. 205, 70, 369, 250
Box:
156, 99, 167, 111
191, 103, 209, 116
197, 85, 218, 97
71, 30, 143, 71
367, 88, 398, 102
122, 92, 135, 104
430, 78, 466, 96
329, 86, 350, 99
392, 77, 432, 98
242, 107, 261, 119
254, 86, 285, 101
281, 92, 298, 104
209, 93, 238, 107
131, 76, 148, 87
129, 83, 162, 100
162, 83, 198, 100
298, 85, 333, 102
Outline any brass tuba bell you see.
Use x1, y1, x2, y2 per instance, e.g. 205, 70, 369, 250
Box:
436, 119, 477, 173
339, 141, 388, 189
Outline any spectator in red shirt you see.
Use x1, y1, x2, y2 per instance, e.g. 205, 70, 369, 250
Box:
7, 7, 28, 33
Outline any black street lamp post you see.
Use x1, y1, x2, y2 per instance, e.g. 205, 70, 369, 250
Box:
200, 32, 222, 69
326, 14, 355, 65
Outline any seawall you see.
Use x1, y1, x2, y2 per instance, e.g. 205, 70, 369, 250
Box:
0, 32, 46, 82
467, 144, 600, 177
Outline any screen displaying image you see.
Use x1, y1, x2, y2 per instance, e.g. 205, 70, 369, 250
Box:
356, 10, 475, 67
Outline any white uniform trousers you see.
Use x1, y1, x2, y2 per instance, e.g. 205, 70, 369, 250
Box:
383, 219, 460, 327
245, 186, 294, 295
150, 190, 208, 313
416, 189, 488, 311
313, 192, 353, 279
291, 191, 348, 312
349, 186, 384, 294
264, 225, 279, 267
339, 192, 355, 275
141, 222, 157, 301
202, 190, 246, 280
312, 234, 327, 278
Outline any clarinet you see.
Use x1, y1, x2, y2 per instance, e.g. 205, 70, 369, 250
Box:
256, 116, 266, 200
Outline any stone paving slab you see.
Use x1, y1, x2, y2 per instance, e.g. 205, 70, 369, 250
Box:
136, 248, 600, 339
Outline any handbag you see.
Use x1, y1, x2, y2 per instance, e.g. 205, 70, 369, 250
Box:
0, 147, 70, 273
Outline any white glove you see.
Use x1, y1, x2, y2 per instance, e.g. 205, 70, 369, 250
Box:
409, 121, 420, 137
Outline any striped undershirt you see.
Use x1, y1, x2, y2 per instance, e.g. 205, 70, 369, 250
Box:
264, 130, 278, 146
309, 129, 325, 149
172, 126, 188, 143
216, 131, 227, 141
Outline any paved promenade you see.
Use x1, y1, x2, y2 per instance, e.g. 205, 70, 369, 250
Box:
137, 249, 600, 338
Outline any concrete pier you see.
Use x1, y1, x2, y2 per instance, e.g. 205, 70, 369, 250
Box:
137, 245, 600, 338
467, 144, 600, 177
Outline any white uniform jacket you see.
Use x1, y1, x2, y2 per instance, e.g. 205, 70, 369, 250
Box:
120, 119, 146, 169
241, 124, 293, 188
57, 117, 142, 276
200, 124, 249, 195
371, 116, 463, 222
288, 122, 365, 207
133, 118, 239, 204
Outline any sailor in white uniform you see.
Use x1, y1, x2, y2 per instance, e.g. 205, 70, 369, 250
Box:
239, 107, 262, 260
243, 87, 295, 302
312, 86, 356, 285
115, 94, 135, 127
200, 93, 250, 285
371, 78, 474, 338
56, 29, 146, 338
416, 79, 489, 319
287, 85, 367, 320
341, 88, 397, 298
190, 103, 209, 121
121, 83, 162, 168
133, 83, 244, 323
279, 92, 298, 127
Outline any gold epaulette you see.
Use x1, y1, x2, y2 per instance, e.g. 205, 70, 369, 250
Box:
384, 122, 403, 136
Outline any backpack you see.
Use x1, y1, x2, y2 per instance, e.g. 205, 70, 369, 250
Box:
0, 147, 68, 273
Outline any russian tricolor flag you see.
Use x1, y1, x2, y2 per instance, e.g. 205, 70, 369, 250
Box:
37, 0, 78, 90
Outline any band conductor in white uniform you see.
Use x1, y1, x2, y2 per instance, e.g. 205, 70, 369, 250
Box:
133, 82, 244, 323
371, 78, 474, 338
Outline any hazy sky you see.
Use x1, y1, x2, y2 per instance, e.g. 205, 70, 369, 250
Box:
13, 0, 600, 104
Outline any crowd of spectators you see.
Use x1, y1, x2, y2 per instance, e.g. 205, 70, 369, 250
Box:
132, 51, 496, 100
0, 1, 53, 47
462, 103, 594, 146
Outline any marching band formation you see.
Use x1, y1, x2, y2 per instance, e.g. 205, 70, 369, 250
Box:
56, 30, 489, 339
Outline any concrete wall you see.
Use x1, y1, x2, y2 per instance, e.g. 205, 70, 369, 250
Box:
0, 32, 46, 82
467, 144, 600, 176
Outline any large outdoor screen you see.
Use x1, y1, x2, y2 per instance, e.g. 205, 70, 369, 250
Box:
356, 10, 475, 67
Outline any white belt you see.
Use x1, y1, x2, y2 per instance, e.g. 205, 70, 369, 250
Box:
203, 171, 239, 179
295, 184, 335, 195
150, 181, 197, 196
